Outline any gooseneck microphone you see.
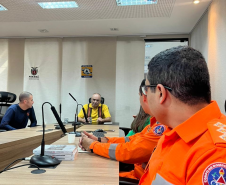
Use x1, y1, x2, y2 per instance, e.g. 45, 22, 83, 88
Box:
82, 107, 88, 123
51, 106, 67, 134
30, 102, 66, 167
69, 93, 88, 123
69, 93, 77, 102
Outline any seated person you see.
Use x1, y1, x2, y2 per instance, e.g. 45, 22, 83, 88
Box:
139, 46, 226, 184
79, 80, 169, 180
78, 93, 111, 124
0, 91, 37, 130
127, 106, 150, 136
127, 80, 151, 137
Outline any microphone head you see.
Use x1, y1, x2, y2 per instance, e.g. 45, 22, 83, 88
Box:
69, 93, 77, 102
51, 106, 67, 134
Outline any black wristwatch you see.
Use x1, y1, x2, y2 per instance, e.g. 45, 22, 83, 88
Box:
98, 137, 101, 142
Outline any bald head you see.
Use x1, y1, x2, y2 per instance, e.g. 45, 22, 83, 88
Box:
91, 93, 101, 108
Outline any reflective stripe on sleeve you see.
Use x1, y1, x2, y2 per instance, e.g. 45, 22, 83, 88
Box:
124, 137, 130, 142
109, 144, 118, 160
152, 173, 173, 185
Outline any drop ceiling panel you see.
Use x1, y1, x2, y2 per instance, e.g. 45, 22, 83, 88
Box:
0, 0, 175, 22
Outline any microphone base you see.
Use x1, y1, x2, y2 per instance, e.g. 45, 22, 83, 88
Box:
70, 131, 81, 137
30, 155, 60, 167
75, 131, 81, 137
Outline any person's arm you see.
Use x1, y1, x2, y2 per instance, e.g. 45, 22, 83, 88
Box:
99, 105, 111, 123
78, 106, 86, 123
97, 117, 111, 123
80, 124, 165, 164
78, 117, 86, 123
0, 108, 16, 131
29, 107, 37, 127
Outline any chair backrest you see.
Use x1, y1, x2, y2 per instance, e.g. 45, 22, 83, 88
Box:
89, 97, 105, 104
0, 91, 17, 104
225, 100, 226, 113
0, 92, 17, 124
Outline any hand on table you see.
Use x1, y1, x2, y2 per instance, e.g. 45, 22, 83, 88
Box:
97, 117, 104, 123
78, 132, 97, 151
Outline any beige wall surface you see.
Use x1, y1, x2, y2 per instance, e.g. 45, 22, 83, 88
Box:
2, 34, 190, 127
191, 0, 226, 113
61, 37, 117, 123
7, 39, 25, 102
1, 37, 144, 127
0, 39, 8, 92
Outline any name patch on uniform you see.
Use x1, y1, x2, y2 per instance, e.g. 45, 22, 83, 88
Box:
153, 125, 166, 136
202, 162, 226, 185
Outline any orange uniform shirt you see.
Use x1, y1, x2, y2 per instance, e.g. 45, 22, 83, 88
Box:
90, 117, 168, 163
139, 101, 226, 185
90, 117, 169, 179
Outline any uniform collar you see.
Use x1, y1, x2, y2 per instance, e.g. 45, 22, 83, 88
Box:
88, 103, 102, 108
165, 101, 221, 143
150, 117, 157, 126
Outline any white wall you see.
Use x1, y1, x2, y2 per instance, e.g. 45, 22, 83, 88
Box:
3, 35, 190, 127
24, 39, 62, 124
61, 37, 117, 123
115, 37, 144, 128
190, 11, 208, 62
0, 39, 8, 91
191, 0, 226, 113
8, 39, 25, 100
3, 37, 144, 127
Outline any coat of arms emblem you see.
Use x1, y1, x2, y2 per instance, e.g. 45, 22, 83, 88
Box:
31, 67, 38, 75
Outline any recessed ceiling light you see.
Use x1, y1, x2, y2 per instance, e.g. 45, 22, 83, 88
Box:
39, 29, 49, 33
116, 0, 157, 6
38, 1, 78, 9
193, 0, 200, 4
0, 4, 8, 11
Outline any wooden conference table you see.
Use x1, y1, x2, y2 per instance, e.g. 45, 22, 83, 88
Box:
0, 124, 74, 171
0, 124, 119, 185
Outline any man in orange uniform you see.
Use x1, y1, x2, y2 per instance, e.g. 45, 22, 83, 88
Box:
139, 46, 226, 185
79, 80, 169, 180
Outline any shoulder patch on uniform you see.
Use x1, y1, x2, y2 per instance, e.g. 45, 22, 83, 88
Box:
207, 122, 226, 144
202, 162, 226, 185
217, 128, 226, 134
153, 125, 166, 136
214, 122, 226, 128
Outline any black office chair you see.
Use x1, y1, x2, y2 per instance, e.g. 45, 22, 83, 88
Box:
119, 177, 139, 185
119, 127, 131, 136
225, 100, 226, 113
0, 91, 17, 131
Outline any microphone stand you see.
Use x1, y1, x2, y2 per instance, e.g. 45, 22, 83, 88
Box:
30, 102, 61, 167
69, 93, 88, 137
72, 103, 83, 137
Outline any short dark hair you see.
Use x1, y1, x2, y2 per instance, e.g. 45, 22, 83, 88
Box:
139, 79, 146, 95
19, 91, 32, 102
147, 46, 211, 105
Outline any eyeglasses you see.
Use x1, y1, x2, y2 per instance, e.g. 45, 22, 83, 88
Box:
139, 85, 143, 95
142, 85, 172, 96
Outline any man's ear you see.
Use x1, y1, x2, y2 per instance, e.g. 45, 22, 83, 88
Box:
156, 84, 167, 104
143, 94, 148, 103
